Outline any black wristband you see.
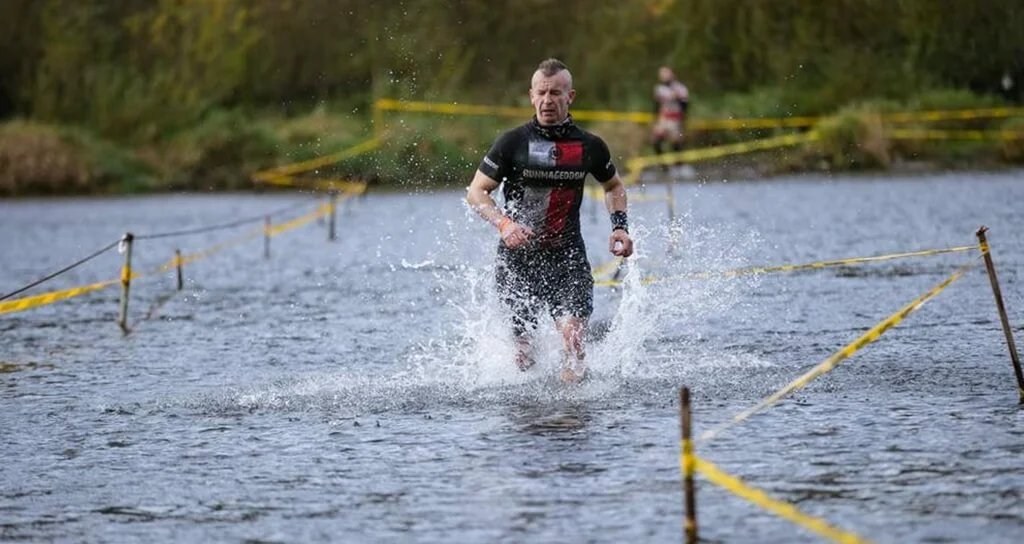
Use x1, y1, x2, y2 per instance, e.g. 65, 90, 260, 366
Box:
610, 211, 628, 233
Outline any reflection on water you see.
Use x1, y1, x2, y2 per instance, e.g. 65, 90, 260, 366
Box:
510, 403, 592, 437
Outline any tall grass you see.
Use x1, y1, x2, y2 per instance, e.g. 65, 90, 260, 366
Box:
2, 87, 1021, 196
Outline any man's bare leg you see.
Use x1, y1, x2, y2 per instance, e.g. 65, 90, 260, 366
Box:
514, 335, 536, 371
557, 316, 587, 384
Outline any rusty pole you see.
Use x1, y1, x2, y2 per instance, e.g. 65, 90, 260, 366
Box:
977, 226, 1024, 403
681, 387, 698, 543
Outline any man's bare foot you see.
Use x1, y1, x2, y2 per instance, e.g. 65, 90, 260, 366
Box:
560, 366, 587, 385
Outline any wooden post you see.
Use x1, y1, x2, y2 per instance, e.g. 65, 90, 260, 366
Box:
117, 233, 134, 335
264, 216, 271, 260
977, 226, 1024, 403
665, 167, 678, 255
174, 249, 184, 291
328, 191, 338, 241
666, 172, 676, 223
680, 387, 698, 543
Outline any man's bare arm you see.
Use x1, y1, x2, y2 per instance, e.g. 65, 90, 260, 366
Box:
600, 173, 628, 215
600, 173, 634, 257
466, 170, 534, 248
465, 170, 505, 227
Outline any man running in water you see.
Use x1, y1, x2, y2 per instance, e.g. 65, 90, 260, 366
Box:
466, 58, 634, 384
652, 66, 691, 179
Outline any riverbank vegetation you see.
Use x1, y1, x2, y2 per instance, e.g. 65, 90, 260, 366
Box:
1, 0, 1022, 195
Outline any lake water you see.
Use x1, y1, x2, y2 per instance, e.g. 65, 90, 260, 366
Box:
2, 170, 1023, 543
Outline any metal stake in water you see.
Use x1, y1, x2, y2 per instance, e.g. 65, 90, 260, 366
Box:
175, 249, 184, 291
117, 232, 134, 335
976, 226, 1024, 403
328, 191, 338, 241
680, 387, 698, 543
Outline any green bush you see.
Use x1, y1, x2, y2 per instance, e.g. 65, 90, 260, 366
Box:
370, 116, 486, 187
58, 126, 156, 193
811, 106, 891, 170
161, 110, 283, 191
902, 89, 1004, 112
999, 117, 1024, 163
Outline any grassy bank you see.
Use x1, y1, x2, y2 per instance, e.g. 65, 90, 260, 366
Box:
1, 89, 1021, 197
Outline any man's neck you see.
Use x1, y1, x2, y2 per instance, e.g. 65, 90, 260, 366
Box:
537, 116, 570, 127
531, 114, 575, 140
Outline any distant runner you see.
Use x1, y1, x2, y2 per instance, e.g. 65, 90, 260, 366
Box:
652, 66, 693, 179
465, 58, 634, 384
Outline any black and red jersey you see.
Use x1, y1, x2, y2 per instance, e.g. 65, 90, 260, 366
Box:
478, 116, 616, 248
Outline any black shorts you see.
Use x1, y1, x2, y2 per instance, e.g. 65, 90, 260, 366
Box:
495, 243, 593, 336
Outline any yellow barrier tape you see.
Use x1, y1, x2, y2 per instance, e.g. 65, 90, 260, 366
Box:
682, 436, 697, 537
888, 129, 1024, 141
162, 229, 265, 273
682, 437, 696, 481
591, 257, 623, 280
622, 132, 819, 185
148, 204, 332, 274
694, 457, 871, 544
252, 138, 380, 182
375, 98, 823, 129
690, 107, 1024, 128
267, 204, 333, 236
699, 257, 978, 443
595, 245, 978, 288
0, 279, 119, 315
3, 202, 333, 315
376, 98, 1024, 133
160, 206, 328, 271
262, 176, 369, 194
584, 185, 667, 203
884, 107, 1024, 123
693, 117, 819, 130
375, 98, 533, 120
700, 246, 978, 279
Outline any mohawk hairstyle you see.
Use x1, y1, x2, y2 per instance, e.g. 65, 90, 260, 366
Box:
537, 58, 569, 77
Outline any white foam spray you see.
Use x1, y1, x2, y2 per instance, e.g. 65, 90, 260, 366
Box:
209, 193, 775, 414
397, 207, 772, 398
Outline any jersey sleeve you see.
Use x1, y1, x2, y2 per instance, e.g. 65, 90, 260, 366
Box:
478, 130, 517, 182
589, 136, 617, 183
674, 82, 690, 102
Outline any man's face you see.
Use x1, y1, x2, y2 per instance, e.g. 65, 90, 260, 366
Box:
659, 67, 674, 83
529, 70, 575, 126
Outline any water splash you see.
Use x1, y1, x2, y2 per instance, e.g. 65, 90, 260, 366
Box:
187, 211, 772, 416
407, 213, 767, 398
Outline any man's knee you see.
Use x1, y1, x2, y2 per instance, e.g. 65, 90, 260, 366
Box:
556, 316, 587, 354
550, 291, 593, 332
